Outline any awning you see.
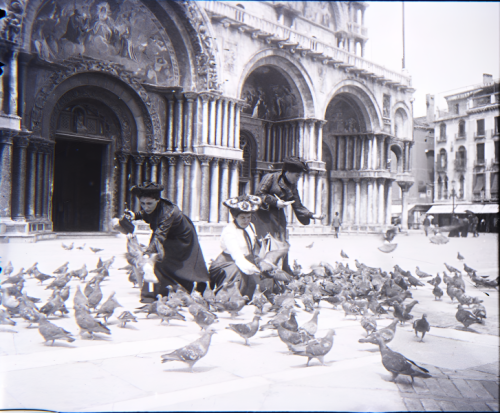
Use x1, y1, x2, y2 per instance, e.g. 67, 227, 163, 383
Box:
427, 204, 499, 214
473, 174, 485, 193
426, 205, 454, 214
481, 204, 499, 214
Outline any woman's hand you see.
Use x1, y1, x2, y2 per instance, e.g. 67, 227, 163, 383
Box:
274, 195, 295, 209
124, 209, 134, 220
312, 213, 325, 220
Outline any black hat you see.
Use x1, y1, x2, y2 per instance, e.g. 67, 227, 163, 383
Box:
282, 156, 309, 173
130, 182, 164, 198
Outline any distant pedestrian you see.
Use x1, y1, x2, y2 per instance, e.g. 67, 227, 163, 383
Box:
331, 212, 341, 238
471, 215, 479, 237
460, 217, 469, 238
423, 215, 431, 236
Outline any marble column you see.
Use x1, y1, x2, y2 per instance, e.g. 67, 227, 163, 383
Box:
166, 156, 177, 204
181, 155, 192, 214
307, 120, 316, 161
184, 93, 196, 152
0, 132, 14, 220
315, 171, 323, 220
360, 136, 366, 169
34, 144, 45, 219
229, 160, 240, 198
403, 142, 409, 172
352, 136, 358, 170
228, 101, 235, 148
354, 178, 361, 225
209, 158, 220, 223
116, 153, 129, 216
199, 156, 212, 222
336, 137, 342, 170
265, 123, 272, 162
41, 144, 52, 221
398, 181, 413, 229
317, 121, 325, 162
385, 137, 391, 169
208, 96, 217, 145
297, 120, 305, 158
234, 105, 241, 149
385, 180, 393, 225
378, 136, 384, 169
200, 94, 209, 145
283, 124, 289, 159
290, 122, 297, 156
378, 178, 385, 225
307, 170, 317, 214
341, 178, 348, 224
407, 142, 413, 172
367, 137, 372, 169
190, 157, 201, 220
11, 135, 30, 220
215, 98, 223, 146
25, 140, 38, 220
175, 157, 185, 209
221, 99, 228, 147
366, 178, 373, 224
173, 92, 183, 152
17, 53, 32, 127
270, 126, 277, 162
329, 178, 336, 225
372, 176, 378, 223
149, 156, 161, 183
132, 155, 145, 211
219, 159, 230, 222
276, 126, 283, 162
318, 171, 327, 225
161, 158, 168, 199
253, 170, 261, 194
372, 135, 378, 170
166, 94, 175, 151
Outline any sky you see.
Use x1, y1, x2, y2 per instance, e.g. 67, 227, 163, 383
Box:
364, 2, 500, 118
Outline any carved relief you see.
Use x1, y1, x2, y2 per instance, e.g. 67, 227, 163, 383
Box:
30, 0, 178, 85
303, 1, 335, 29
325, 100, 365, 133
0, 0, 26, 42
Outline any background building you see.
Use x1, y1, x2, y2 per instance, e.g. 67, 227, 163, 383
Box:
426, 74, 499, 232
0, 0, 415, 241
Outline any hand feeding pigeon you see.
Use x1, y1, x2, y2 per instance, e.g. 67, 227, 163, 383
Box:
161, 330, 217, 372
226, 315, 261, 346
292, 329, 335, 366
413, 314, 430, 342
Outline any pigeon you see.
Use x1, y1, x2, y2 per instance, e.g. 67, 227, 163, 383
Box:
248, 284, 269, 314
376, 336, 432, 383
277, 322, 314, 352
446, 283, 462, 302
74, 305, 111, 338
299, 310, 320, 336
405, 273, 425, 288
89, 247, 104, 253
360, 315, 377, 337
61, 242, 74, 250
415, 267, 432, 278
222, 295, 249, 318
282, 311, 299, 332
413, 314, 430, 342
451, 273, 466, 291
305, 242, 314, 249
463, 263, 476, 274
45, 274, 71, 290
444, 263, 460, 274
340, 250, 349, 259
157, 295, 186, 324
300, 292, 315, 312
359, 319, 399, 345
457, 252, 464, 261
292, 329, 335, 366
76, 243, 86, 250
40, 291, 65, 318
456, 305, 482, 330
0, 308, 16, 326
117, 311, 138, 328
161, 330, 217, 372
53, 262, 69, 274
34, 269, 54, 285
427, 273, 442, 287
432, 285, 444, 300
69, 264, 88, 282
322, 295, 345, 310
471, 304, 486, 321
260, 307, 293, 331
83, 280, 94, 299
1, 268, 25, 285
134, 301, 158, 318
192, 306, 218, 330
19, 305, 42, 327
95, 292, 123, 323
73, 286, 89, 309
3, 261, 14, 277
226, 315, 261, 345
38, 315, 75, 345
1, 288, 20, 312
87, 281, 103, 311
342, 300, 362, 320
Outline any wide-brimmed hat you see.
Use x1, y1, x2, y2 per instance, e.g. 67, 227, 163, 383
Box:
130, 182, 164, 198
223, 195, 262, 212
282, 156, 309, 173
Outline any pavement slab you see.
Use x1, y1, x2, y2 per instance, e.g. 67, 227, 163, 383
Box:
0, 233, 498, 411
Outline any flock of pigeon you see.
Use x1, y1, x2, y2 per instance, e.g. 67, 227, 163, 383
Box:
0, 238, 498, 385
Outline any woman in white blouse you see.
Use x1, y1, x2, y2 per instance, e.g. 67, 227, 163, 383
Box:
209, 195, 263, 299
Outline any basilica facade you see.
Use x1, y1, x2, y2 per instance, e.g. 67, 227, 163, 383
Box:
0, 0, 415, 240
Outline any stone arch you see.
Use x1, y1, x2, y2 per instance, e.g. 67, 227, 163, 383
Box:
393, 102, 411, 139
323, 80, 383, 131
237, 49, 316, 118
30, 66, 160, 152
390, 143, 403, 173
322, 141, 334, 170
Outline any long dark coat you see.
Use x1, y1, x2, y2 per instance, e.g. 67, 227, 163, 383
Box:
135, 199, 209, 294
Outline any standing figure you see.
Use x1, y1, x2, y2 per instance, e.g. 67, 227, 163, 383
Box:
253, 157, 324, 272
460, 217, 469, 238
448, 215, 460, 237
331, 212, 342, 238
126, 182, 209, 302
209, 195, 263, 299
471, 215, 479, 237
422, 215, 431, 237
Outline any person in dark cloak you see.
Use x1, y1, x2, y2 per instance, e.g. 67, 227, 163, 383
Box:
460, 216, 469, 237
126, 182, 209, 303
252, 157, 324, 272
448, 215, 460, 237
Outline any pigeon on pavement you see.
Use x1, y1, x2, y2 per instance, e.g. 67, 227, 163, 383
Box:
415, 267, 432, 278
376, 335, 432, 383
248, 284, 269, 314
360, 315, 377, 336
277, 322, 314, 352
74, 306, 111, 339
457, 252, 464, 261
95, 292, 122, 323
45, 274, 71, 290
161, 330, 217, 372
227, 315, 261, 345
471, 304, 486, 322
3, 261, 14, 277
305, 242, 314, 249
292, 329, 335, 366
38, 315, 75, 345
134, 301, 158, 318
157, 295, 186, 324
359, 319, 398, 345
53, 262, 69, 274
89, 247, 104, 253
61, 242, 74, 250
192, 306, 218, 330
34, 269, 54, 285
1, 268, 25, 285
413, 314, 430, 342
87, 281, 103, 311
299, 310, 320, 336
444, 263, 460, 274
432, 285, 444, 300
340, 250, 349, 259
0, 308, 16, 326
40, 291, 66, 318
456, 305, 482, 330
117, 311, 138, 328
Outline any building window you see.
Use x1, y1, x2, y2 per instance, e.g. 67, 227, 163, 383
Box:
437, 176, 443, 199
495, 116, 500, 135
439, 123, 446, 140
455, 104, 459, 114
491, 173, 498, 195
444, 175, 448, 199
476, 143, 485, 163
439, 148, 447, 168
473, 174, 485, 194
458, 120, 466, 136
477, 119, 485, 136
459, 175, 465, 199
495, 140, 499, 163
456, 146, 466, 169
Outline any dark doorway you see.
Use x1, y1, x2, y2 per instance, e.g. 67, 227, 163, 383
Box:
52, 139, 104, 232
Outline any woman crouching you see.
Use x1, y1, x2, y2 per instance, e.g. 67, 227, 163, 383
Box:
209, 195, 263, 300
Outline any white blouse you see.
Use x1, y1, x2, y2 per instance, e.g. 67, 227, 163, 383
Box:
220, 222, 260, 275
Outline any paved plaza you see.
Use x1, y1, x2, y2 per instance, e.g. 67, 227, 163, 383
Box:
0, 231, 498, 412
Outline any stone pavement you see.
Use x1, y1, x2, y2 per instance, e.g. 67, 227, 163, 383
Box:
0, 232, 498, 411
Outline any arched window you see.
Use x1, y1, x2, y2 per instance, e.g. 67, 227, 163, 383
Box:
438, 176, 443, 199
458, 120, 466, 137
459, 175, 465, 199
395, 109, 408, 138
457, 146, 466, 169
439, 148, 447, 168
440, 123, 446, 140
444, 175, 449, 199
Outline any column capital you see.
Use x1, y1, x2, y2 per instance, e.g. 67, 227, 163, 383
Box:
220, 158, 231, 168
180, 154, 193, 165
210, 157, 220, 165
308, 169, 319, 176
377, 177, 386, 184
0, 130, 16, 144
317, 120, 328, 128
230, 159, 241, 168
198, 155, 213, 165
132, 154, 145, 165
166, 155, 178, 166
39, 142, 53, 154
149, 155, 161, 166
183, 92, 198, 101
353, 178, 361, 183
397, 181, 413, 192
305, 118, 316, 126
116, 152, 129, 163
341, 178, 350, 184
318, 170, 327, 178
174, 91, 184, 101
199, 92, 212, 102
14, 136, 30, 148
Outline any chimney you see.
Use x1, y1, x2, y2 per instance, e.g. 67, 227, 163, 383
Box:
483, 73, 493, 85
426, 94, 435, 123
